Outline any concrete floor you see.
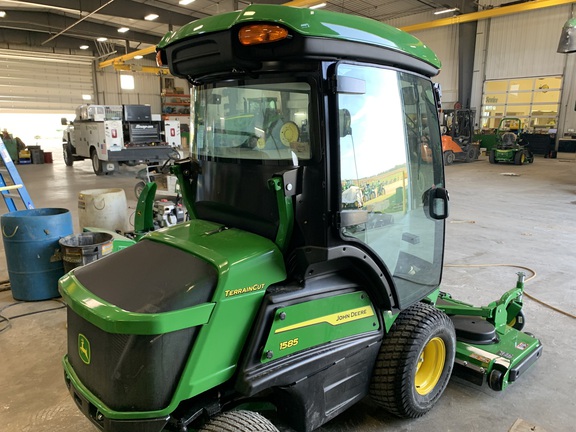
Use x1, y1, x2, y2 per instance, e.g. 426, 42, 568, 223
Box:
0, 151, 575, 432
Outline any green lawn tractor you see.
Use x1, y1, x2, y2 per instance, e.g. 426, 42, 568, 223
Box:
489, 117, 534, 165
59, 5, 542, 432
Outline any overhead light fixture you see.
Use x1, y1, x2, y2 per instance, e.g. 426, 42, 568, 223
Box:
179, 0, 195, 5
117, 27, 130, 33
134, 55, 143, 59
96, 37, 108, 42
0, 11, 6, 18
79, 45, 89, 50
558, 17, 576, 53
144, 14, 159, 21
309, 3, 326, 9
82, 94, 92, 101
434, 7, 459, 15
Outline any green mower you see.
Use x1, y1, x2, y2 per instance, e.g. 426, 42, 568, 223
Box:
489, 117, 534, 165
59, 5, 542, 432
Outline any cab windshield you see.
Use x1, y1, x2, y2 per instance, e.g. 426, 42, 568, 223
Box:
192, 81, 312, 163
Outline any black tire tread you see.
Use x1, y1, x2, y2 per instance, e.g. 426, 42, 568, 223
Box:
370, 302, 455, 418
199, 410, 279, 432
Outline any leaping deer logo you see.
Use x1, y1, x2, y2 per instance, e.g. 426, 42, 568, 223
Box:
78, 334, 91, 365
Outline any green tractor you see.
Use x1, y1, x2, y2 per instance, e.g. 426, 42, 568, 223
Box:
489, 117, 534, 164
59, 5, 542, 432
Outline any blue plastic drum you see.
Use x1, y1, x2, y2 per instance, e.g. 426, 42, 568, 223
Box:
1, 208, 73, 301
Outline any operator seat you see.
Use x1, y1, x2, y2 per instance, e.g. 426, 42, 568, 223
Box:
501, 132, 517, 148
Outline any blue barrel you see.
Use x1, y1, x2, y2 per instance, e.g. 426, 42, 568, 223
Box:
1, 208, 73, 301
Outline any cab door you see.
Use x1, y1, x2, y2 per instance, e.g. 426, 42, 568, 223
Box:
336, 63, 447, 309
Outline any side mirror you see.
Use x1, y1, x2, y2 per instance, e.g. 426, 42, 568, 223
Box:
61, 117, 69, 126
433, 83, 442, 109
425, 187, 449, 220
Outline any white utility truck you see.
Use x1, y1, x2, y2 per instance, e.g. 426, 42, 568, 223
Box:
62, 104, 181, 175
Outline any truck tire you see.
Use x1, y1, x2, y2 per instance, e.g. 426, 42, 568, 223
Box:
63, 143, 74, 167
198, 410, 279, 432
91, 148, 103, 175
370, 302, 455, 418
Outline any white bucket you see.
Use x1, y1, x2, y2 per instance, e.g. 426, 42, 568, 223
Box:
78, 188, 128, 233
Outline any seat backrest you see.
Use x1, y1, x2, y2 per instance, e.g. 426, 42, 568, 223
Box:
501, 132, 517, 147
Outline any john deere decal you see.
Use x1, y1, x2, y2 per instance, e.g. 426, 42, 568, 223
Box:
78, 333, 91, 365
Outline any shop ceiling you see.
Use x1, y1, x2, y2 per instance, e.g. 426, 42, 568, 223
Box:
0, 0, 463, 55
0, 0, 572, 68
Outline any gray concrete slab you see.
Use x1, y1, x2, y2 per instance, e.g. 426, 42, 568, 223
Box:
0, 153, 574, 432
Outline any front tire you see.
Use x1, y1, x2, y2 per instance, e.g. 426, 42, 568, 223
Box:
198, 410, 279, 432
63, 143, 73, 166
465, 147, 477, 162
370, 302, 456, 418
514, 150, 526, 165
91, 148, 103, 175
489, 149, 497, 164
443, 151, 455, 166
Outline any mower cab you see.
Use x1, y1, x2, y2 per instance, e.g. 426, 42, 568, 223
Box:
59, 5, 542, 432
489, 117, 535, 165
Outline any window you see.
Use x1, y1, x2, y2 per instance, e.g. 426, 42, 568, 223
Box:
193, 81, 311, 162
337, 64, 444, 308
480, 76, 562, 132
120, 74, 135, 90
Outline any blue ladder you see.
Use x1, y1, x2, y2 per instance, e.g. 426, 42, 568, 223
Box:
0, 137, 34, 211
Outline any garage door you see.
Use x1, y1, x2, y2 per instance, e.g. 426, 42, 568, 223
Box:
0, 49, 94, 113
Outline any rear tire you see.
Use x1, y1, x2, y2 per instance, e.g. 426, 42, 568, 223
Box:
370, 302, 456, 418
91, 148, 103, 175
198, 410, 279, 432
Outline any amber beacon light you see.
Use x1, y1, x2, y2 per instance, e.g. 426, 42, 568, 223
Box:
238, 24, 289, 45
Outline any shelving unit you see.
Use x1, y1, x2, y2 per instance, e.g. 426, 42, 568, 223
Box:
161, 93, 190, 119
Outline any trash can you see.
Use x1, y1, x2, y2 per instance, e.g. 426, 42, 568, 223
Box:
59, 232, 114, 273
1, 208, 73, 301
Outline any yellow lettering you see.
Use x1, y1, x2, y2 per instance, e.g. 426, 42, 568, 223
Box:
225, 283, 266, 297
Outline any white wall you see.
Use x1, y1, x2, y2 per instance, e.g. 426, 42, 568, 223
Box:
94, 59, 163, 114
484, 6, 569, 80
385, 12, 459, 108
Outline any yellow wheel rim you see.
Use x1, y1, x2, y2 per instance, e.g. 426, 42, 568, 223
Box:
415, 337, 446, 396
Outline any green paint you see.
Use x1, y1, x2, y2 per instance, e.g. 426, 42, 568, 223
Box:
268, 176, 294, 252
263, 291, 379, 362
61, 218, 287, 419
455, 326, 540, 390
59, 273, 215, 335
157, 4, 441, 70
170, 163, 197, 220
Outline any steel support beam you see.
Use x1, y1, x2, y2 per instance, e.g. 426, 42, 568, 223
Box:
401, 0, 576, 32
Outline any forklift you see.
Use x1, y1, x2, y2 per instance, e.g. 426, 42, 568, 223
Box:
59, 5, 542, 432
441, 109, 480, 165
